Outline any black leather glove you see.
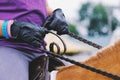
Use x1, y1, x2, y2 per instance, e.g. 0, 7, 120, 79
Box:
11, 20, 48, 47
44, 8, 69, 35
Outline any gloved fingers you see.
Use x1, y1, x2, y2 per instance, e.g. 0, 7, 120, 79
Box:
52, 8, 63, 16
44, 13, 54, 27
39, 27, 49, 34
53, 9, 66, 22
29, 39, 43, 48
49, 18, 58, 30
47, 15, 68, 31
44, 9, 63, 29
35, 28, 49, 39
44, 8, 69, 35
22, 35, 43, 47
57, 26, 69, 35
50, 19, 69, 35
33, 31, 45, 40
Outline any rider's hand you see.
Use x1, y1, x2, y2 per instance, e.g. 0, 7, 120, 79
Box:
44, 8, 69, 35
11, 20, 48, 47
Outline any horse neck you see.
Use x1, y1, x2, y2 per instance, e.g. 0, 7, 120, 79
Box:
57, 40, 120, 80
85, 41, 120, 67
59, 39, 120, 73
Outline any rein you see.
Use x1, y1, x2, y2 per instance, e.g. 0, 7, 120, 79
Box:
68, 31, 102, 49
45, 31, 120, 80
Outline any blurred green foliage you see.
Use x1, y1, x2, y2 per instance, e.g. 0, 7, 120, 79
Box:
111, 17, 118, 31
79, 2, 91, 21
89, 4, 108, 36
79, 2, 119, 36
68, 23, 79, 35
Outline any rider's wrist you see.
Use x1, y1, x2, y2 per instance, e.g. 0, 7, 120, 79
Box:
0, 20, 14, 39
2, 20, 9, 39
7, 20, 14, 38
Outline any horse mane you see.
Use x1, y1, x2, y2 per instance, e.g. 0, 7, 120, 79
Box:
58, 39, 120, 73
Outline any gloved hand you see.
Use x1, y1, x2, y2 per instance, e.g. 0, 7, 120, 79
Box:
44, 8, 69, 35
11, 20, 48, 47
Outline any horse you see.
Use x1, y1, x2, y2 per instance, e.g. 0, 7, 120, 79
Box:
56, 39, 120, 80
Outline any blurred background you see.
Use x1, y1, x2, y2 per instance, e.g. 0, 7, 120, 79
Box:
46, 0, 120, 63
